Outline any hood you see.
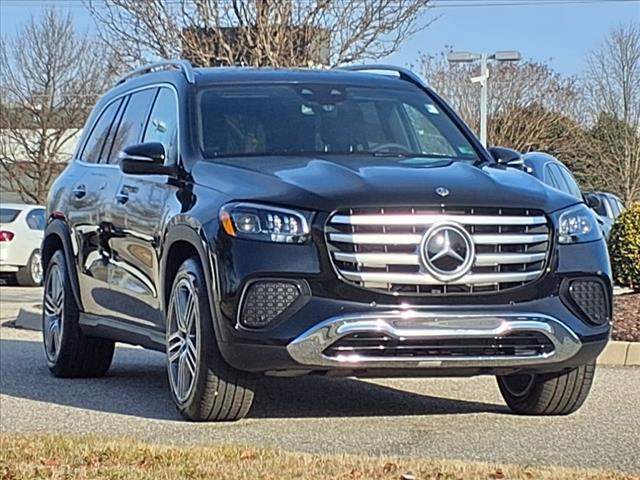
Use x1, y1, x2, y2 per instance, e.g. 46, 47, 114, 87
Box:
192, 155, 579, 213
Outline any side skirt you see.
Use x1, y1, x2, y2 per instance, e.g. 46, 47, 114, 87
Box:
79, 313, 166, 352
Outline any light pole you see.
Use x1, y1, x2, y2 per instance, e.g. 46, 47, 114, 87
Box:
447, 50, 521, 147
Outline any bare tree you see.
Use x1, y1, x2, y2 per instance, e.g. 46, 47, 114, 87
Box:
590, 115, 640, 204
0, 8, 118, 204
417, 51, 585, 137
584, 23, 640, 204
417, 52, 591, 181
85, 0, 434, 68
585, 22, 640, 127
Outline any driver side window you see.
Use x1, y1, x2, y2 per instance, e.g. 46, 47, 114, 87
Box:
144, 87, 179, 165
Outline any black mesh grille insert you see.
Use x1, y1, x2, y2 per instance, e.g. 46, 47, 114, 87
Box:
324, 332, 555, 358
568, 279, 610, 325
239, 281, 300, 328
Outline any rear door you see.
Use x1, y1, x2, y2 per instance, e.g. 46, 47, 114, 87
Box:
67, 98, 124, 317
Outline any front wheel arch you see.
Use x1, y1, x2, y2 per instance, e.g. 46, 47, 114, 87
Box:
160, 225, 221, 339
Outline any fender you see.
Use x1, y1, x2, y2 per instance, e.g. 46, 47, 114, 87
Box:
41, 219, 83, 311
160, 222, 223, 339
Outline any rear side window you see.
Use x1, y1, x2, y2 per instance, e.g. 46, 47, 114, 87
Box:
0, 208, 20, 223
107, 88, 158, 164
26, 209, 45, 230
80, 99, 123, 164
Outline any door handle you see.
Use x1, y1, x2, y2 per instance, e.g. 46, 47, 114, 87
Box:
72, 184, 86, 199
116, 192, 129, 204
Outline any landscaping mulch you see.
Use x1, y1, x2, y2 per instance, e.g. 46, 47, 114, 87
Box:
612, 293, 640, 342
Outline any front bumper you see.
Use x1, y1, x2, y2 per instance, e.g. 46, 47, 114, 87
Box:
211, 225, 612, 376
286, 312, 582, 369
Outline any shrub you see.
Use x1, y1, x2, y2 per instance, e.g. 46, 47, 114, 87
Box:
609, 202, 640, 291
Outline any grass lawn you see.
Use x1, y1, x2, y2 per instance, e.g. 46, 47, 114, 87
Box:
1, 434, 638, 480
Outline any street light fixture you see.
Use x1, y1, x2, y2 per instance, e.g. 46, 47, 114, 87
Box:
447, 50, 522, 147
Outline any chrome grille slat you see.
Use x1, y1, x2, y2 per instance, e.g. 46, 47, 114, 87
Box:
328, 232, 548, 245
333, 252, 546, 267
331, 214, 547, 226
341, 270, 542, 286
325, 206, 551, 295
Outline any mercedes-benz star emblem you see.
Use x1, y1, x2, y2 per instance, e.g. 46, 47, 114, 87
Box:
435, 187, 450, 197
420, 222, 475, 282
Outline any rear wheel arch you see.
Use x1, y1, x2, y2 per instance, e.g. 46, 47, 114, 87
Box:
42, 220, 83, 311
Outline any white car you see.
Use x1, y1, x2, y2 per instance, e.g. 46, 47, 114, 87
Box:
0, 203, 45, 286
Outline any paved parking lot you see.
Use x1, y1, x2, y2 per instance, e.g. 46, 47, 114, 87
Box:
1, 284, 639, 474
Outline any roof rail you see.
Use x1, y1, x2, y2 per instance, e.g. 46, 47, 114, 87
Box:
336, 64, 427, 90
117, 60, 196, 85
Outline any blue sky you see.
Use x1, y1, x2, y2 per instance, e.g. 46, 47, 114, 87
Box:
1, 0, 639, 77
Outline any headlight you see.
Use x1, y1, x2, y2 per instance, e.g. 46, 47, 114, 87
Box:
220, 203, 311, 243
556, 204, 602, 244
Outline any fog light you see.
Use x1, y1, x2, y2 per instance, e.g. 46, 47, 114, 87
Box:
567, 279, 610, 325
239, 281, 301, 328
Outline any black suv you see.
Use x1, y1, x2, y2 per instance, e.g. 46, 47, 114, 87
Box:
42, 61, 612, 421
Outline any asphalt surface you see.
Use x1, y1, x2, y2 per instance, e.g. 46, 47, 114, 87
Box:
1, 286, 639, 473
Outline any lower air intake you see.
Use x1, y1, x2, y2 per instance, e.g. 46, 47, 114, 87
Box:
323, 332, 555, 359
239, 281, 300, 328
567, 279, 610, 325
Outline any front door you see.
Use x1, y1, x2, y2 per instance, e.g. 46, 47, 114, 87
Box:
107, 86, 179, 331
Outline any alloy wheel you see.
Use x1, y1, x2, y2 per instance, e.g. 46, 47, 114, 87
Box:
167, 276, 199, 404
31, 251, 43, 285
43, 263, 64, 363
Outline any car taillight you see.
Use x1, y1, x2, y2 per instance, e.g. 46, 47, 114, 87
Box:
0, 230, 14, 242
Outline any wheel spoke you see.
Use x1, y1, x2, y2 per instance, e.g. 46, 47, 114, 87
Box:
44, 294, 57, 314
174, 288, 187, 332
44, 320, 56, 352
51, 322, 60, 352
168, 342, 183, 364
184, 294, 196, 333
184, 339, 197, 376
177, 354, 188, 397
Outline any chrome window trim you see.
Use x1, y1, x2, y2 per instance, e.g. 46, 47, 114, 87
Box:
75, 82, 181, 169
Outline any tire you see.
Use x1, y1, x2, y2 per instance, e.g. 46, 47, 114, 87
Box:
16, 249, 43, 286
497, 362, 596, 415
166, 257, 256, 421
42, 249, 115, 378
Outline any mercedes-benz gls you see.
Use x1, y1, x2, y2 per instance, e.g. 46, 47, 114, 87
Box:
42, 62, 611, 421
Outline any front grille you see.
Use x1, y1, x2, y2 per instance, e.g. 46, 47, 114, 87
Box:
325, 206, 551, 295
324, 332, 555, 359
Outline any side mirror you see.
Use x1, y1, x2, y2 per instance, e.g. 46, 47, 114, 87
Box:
584, 193, 602, 210
488, 146, 525, 168
119, 142, 176, 176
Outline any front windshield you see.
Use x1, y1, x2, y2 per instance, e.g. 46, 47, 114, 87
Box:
198, 83, 479, 161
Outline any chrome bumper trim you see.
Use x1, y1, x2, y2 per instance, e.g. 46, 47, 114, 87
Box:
286, 312, 582, 369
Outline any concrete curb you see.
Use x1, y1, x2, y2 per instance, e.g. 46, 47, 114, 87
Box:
597, 341, 640, 367
10, 305, 640, 367
13, 305, 42, 332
